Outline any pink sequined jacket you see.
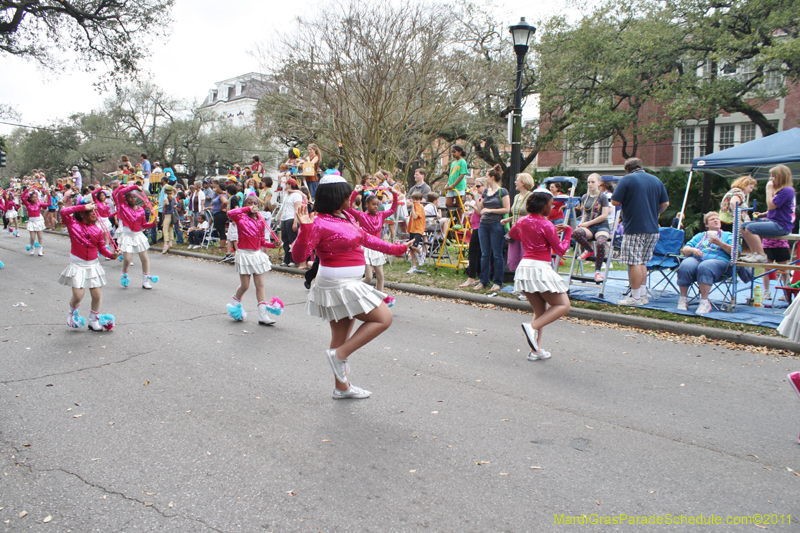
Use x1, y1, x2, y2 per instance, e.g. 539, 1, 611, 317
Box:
227, 208, 279, 251
345, 190, 398, 238
292, 212, 407, 267
508, 214, 572, 262
113, 184, 156, 232
61, 205, 115, 261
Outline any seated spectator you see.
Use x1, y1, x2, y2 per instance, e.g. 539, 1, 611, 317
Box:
719, 175, 756, 232
676, 212, 733, 315
740, 164, 795, 263
187, 214, 209, 249
547, 182, 566, 225
573, 173, 612, 282
424, 191, 450, 240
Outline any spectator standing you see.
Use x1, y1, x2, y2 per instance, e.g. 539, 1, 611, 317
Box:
306, 144, 321, 200
140, 154, 151, 184
203, 181, 214, 210
474, 165, 510, 291
502, 172, 534, 271
279, 178, 305, 266
459, 179, 485, 287
408, 168, 432, 198
444, 145, 468, 218
251, 155, 264, 177
71, 166, 82, 191
611, 158, 669, 306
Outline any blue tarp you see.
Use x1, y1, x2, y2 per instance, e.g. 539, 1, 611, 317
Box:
692, 127, 800, 179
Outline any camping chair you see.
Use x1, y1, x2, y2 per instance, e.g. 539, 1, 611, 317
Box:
200, 209, 219, 249
645, 227, 686, 300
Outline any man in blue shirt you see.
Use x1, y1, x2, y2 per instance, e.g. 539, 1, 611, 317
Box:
140, 154, 151, 183
675, 212, 733, 315
611, 158, 669, 306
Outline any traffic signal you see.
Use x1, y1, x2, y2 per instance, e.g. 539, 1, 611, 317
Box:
0, 151, 6, 167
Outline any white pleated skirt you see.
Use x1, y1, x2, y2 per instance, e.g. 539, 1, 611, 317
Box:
777, 297, 800, 342
307, 273, 387, 322
5, 209, 17, 219
363, 246, 387, 266
58, 258, 107, 288
27, 215, 45, 231
118, 227, 150, 254
97, 216, 113, 234
226, 223, 238, 241
514, 259, 569, 294
235, 248, 272, 275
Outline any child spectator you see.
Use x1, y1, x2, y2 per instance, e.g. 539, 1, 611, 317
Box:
187, 214, 208, 249
407, 191, 426, 274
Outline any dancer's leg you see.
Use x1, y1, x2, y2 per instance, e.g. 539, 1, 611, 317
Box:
253, 273, 266, 303
363, 264, 374, 285
374, 264, 385, 292
329, 318, 356, 390
334, 304, 393, 360
89, 287, 102, 313
235, 274, 252, 301
70, 287, 85, 309
138, 251, 150, 274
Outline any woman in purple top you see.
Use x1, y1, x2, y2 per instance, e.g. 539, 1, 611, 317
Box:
740, 165, 796, 263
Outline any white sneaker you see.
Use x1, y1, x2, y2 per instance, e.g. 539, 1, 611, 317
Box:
417, 251, 425, 266
677, 297, 688, 311
617, 295, 644, 306
521, 323, 539, 352
763, 290, 772, 300
527, 350, 552, 361
142, 274, 152, 290
406, 266, 418, 274
741, 253, 768, 263
639, 295, 649, 305
326, 349, 348, 383
696, 300, 712, 315
332, 384, 371, 399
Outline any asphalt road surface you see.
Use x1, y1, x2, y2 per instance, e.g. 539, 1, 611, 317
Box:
1, 233, 799, 532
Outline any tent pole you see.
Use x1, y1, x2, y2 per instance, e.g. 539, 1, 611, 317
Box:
677, 170, 693, 229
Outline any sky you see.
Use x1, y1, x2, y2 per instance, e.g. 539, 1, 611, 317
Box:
0, 0, 570, 136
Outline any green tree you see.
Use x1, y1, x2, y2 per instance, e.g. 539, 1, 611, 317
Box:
0, 0, 174, 80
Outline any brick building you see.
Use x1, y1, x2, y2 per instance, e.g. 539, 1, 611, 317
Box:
536, 80, 800, 175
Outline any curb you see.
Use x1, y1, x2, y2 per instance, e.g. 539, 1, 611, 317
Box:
43, 230, 799, 353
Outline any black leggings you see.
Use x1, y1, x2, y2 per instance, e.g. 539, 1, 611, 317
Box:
280, 219, 297, 264
467, 229, 481, 279
212, 211, 227, 242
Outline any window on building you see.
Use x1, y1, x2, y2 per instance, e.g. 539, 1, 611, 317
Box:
226, 87, 234, 100
719, 125, 735, 150
568, 145, 594, 166
680, 127, 695, 165
740, 123, 756, 144
236, 84, 242, 96
211, 91, 217, 102
768, 120, 779, 132
598, 137, 612, 165
698, 126, 708, 157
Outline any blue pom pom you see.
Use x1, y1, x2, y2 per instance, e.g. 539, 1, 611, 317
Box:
98, 314, 115, 331
118, 255, 124, 261
34, 242, 41, 248
69, 310, 86, 329
0, 261, 4, 268
150, 275, 159, 283
227, 303, 245, 321
25, 245, 31, 251
121, 274, 130, 287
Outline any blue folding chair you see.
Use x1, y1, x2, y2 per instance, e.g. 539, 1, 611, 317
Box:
645, 227, 686, 300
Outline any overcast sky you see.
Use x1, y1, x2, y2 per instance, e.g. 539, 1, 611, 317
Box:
0, 0, 570, 136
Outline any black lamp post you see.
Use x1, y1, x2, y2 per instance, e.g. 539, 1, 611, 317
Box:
508, 17, 536, 195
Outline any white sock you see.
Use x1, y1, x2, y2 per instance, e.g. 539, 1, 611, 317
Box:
637, 287, 646, 299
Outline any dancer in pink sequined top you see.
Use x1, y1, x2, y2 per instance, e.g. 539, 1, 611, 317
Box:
293, 173, 411, 400
224, 197, 284, 326
509, 189, 572, 361
22, 188, 50, 255
57, 202, 117, 332
345, 185, 398, 304
112, 183, 158, 289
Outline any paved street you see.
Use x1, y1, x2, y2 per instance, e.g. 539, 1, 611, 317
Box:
1, 233, 799, 532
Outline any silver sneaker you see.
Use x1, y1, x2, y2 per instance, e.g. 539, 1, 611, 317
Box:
521, 323, 539, 352
332, 384, 371, 399
527, 350, 552, 361
326, 348, 348, 383
617, 295, 644, 306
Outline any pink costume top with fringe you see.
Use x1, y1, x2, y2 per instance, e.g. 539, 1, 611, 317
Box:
113, 184, 156, 232
91, 189, 112, 218
61, 205, 116, 261
292, 212, 407, 268
508, 214, 573, 262
345, 190, 398, 238
227, 207, 279, 251
22, 190, 50, 218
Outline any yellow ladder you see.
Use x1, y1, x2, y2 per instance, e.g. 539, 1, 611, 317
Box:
435, 193, 471, 271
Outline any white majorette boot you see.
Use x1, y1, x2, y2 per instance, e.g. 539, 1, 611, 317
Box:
88, 310, 115, 332
142, 273, 159, 289
257, 301, 276, 326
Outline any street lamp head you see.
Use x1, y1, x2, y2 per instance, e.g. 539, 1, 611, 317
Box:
509, 17, 536, 56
